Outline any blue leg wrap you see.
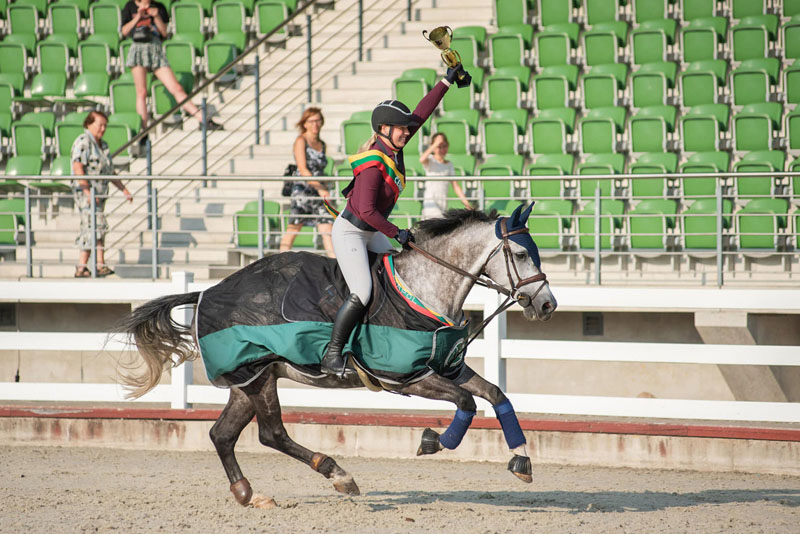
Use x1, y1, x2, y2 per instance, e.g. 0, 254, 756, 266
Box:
439, 408, 475, 450
494, 399, 526, 449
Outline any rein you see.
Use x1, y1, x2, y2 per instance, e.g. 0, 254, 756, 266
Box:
406, 217, 550, 353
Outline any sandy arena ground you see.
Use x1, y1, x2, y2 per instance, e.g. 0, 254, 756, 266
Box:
1, 445, 798, 533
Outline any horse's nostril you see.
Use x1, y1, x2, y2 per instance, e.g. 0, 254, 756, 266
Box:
542, 302, 552, 313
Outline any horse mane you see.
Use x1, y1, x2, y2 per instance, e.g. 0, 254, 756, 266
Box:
414, 208, 499, 240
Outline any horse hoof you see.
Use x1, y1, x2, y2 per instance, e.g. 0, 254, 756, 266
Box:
507, 454, 532, 484
333, 475, 360, 496
230, 478, 253, 506
416, 428, 442, 456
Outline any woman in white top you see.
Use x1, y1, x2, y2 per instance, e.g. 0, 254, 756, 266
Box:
419, 133, 471, 219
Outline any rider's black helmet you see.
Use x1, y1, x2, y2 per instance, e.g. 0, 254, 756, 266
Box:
371, 100, 419, 133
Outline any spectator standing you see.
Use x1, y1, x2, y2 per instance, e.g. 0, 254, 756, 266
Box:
279, 107, 335, 257
121, 0, 223, 139
71, 111, 133, 278
419, 132, 471, 219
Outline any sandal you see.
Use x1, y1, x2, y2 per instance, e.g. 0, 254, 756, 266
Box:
96, 265, 115, 277
74, 267, 91, 278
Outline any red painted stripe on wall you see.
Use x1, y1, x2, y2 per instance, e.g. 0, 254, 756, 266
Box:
2, 406, 798, 442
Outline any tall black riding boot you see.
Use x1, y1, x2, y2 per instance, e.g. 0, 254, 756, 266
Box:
320, 293, 366, 376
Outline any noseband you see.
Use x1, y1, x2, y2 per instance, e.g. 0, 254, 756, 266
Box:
407, 217, 549, 309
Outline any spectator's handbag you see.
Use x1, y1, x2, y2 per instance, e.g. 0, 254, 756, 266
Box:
281, 164, 297, 196
132, 25, 154, 43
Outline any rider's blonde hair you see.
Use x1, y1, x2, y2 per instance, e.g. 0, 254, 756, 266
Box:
358, 133, 379, 153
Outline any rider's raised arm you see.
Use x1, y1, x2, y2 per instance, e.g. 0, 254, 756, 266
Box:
408, 79, 451, 140
348, 166, 400, 238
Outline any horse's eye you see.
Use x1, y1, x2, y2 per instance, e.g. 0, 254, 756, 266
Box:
515, 252, 527, 260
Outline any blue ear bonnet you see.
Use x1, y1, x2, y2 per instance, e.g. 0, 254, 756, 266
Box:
495, 203, 541, 269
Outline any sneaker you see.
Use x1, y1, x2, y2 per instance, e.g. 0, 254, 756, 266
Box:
200, 119, 224, 131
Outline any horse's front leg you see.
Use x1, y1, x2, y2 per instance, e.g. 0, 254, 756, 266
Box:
455, 365, 532, 483
394, 373, 478, 456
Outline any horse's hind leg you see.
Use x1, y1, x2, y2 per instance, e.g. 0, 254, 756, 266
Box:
245, 369, 360, 496
209, 387, 257, 505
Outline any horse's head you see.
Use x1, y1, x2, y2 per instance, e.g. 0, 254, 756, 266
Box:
483, 203, 557, 321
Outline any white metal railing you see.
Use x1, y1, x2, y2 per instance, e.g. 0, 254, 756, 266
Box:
1, 273, 799, 423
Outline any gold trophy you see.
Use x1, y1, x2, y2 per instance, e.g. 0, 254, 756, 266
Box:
422, 26, 472, 89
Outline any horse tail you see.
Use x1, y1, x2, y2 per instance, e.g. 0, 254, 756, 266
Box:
115, 292, 201, 399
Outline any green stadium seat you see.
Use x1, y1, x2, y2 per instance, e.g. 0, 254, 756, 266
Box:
495, 0, 528, 27
628, 199, 678, 250
481, 114, 525, 155
17, 0, 47, 17
5, 155, 43, 177
732, 16, 778, 62
49, 155, 73, 177
41, 32, 79, 58
18, 111, 55, 138
737, 198, 788, 250
579, 107, 626, 154
534, 23, 579, 67
6, 5, 39, 55
48, 4, 81, 40
629, 105, 677, 153
732, 58, 779, 106
498, 24, 534, 49
527, 156, 573, 198
577, 198, 624, 250
103, 123, 131, 157
28, 72, 67, 99
214, 1, 248, 53
732, 0, 768, 20
37, 42, 70, 75
733, 102, 782, 152
0, 198, 25, 230
633, 0, 672, 25
109, 80, 137, 115
793, 158, 800, 202
173, 1, 205, 36
486, 74, 523, 111
448, 153, 477, 175
631, 62, 677, 108
340, 119, 371, 155
680, 151, 729, 198
89, 3, 121, 54
393, 77, 427, 109
401, 68, 438, 89
787, 109, 800, 152
0, 212, 19, 245
235, 200, 282, 247
585, 0, 624, 25
632, 20, 677, 65
55, 122, 83, 157
349, 110, 371, 121
186, 0, 214, 17
533, 65, 578, 109
77, 42, 111, 74
11, 122, 46, 158
680, 104, 730, 153
680, 60, 727, 107
453, 26, 487, 51
488, 32, 527, 68
582, 22, 628, 66
442, 80, 475, 112
477, 154, 524, 176
629, 152, 678, 198
681, 17, 728, 62
679, 0, 715, 22
528, 198, 573, 249
577, 153, 625, 199
449, 36, 485, 90
538, 0, 579, 26
433, 116, 471, 155
784, 17, 800, 60
254, 1, 289, 39
63, 111, 88, 124
733, 150, 786, 199
786, 61, 800, 105
786, 0, 800, 17
440, 108, 480, 137
530, 108, 575, 154
164, 41, 197, 76
204, 39, 238, 78
0, 43, 28, 95
682, 198, 733, 250
583, 64, 627, 110
152, 74, 194, 116
109, 112, 141, 135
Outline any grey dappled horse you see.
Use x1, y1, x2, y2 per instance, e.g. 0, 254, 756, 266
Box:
118, 206, 557, 507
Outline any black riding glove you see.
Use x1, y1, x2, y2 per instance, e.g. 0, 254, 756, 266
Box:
396, 229, 415, 249
445, 66, 460, 85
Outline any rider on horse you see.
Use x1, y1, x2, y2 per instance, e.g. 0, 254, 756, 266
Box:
320, 67, 461, 376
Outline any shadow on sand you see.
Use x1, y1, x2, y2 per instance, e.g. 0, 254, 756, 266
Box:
358, 489, 800, 514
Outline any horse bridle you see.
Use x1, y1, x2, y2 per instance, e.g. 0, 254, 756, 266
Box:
407, 216, 549, 319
